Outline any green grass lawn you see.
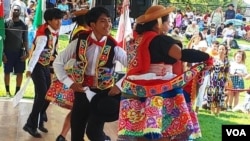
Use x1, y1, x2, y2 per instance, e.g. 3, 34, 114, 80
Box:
0, 34, 250, 141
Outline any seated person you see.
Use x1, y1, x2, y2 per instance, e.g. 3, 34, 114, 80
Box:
185, 20, 199, 40
222, 23, 235, 49
235, 26, 246, 39
206, 28, 217, 47
171, 28, 183, 41
216, 23, 225, 38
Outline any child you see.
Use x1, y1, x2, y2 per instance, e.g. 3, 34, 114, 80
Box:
232, 74, 250, 114
23, 8, 63, 138
228, 50, 248, 111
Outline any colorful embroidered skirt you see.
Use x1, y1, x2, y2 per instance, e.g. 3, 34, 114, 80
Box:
118, 88, 194, 140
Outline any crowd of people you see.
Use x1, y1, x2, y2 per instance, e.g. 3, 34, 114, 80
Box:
2, 0, 250, 141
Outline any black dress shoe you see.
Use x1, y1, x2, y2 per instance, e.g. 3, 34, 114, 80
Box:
105, 135, 111, 141
38, 126, 48, 133
23, 124, 42, 138
56, 135, 66, 141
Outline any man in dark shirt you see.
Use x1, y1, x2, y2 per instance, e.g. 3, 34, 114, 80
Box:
217, 23, 225, 38
3, 5, 28, 96
225, 4, 236, 20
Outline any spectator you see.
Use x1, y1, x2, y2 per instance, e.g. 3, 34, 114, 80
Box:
206, 44, 230, 116
206, 28, 217, 47
25, 17, 35, 52
228, 50, 248, 111
58, 0, 70, 13
185, 7, 194, 21
46, 0, 57, 9
211, 7, 224, 28
4, 0, 11, 19
197, 18, 205, 31
235, 9, 244, 20
77, 0, 89, 10
222, 22, 235, 49
171, 28, 183, 41
185, 20, 199, 40
225, 4, 236, 20
203, 11, 211, 25
27, 0, 36, 16
10, 0, 29, 22
235, 26, 246, 39
175, 10, 182, 29
3, 5, 28, 96
217, 23, 225, 38
180, 14, 189, 33
201, 26, 208, 39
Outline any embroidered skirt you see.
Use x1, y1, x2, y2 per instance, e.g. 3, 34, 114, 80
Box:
118, 88, 194, 140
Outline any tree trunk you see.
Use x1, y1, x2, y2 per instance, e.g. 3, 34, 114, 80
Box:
232, 0, 238, 10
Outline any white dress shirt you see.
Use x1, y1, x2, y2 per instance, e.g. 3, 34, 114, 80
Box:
53, 32, 127, 89
27, 25, 59, 72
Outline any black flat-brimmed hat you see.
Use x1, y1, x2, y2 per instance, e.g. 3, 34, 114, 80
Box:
90, 91, 121, 122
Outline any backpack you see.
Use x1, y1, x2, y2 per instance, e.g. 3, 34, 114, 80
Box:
230, 39, 240, 49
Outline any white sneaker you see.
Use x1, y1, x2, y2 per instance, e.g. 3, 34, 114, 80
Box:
6, 92, 11, 97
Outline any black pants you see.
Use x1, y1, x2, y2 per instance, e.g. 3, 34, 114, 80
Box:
71, 89, 110, 141
26, 64, 51, 129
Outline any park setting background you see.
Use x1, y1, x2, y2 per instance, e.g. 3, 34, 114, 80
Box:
0, 0, 250, 141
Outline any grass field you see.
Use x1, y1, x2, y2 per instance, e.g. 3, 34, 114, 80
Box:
0, 34, 250, 141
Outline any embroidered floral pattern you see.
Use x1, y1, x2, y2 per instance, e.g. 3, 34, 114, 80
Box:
38, 35, 53, 66
122, 64, 205, 97
46, 79, 74, 109
118, 93, 194, 140
96, 45, 114, 90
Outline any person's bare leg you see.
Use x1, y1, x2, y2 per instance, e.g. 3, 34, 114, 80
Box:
226, 39, 231, 49
234, 92, 240, 108
211, 106, 215, 114
224, 91, 229, 108
16, 73, 23, 87
4, 73, 10, 94
228, 92, 234, 109
216, 107, 221, 116
16, 73, 23, 94
59, 111, 71, 138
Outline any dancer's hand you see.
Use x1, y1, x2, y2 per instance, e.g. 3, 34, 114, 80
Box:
70, 83, 84, 92
2, 54, 7, 63
26, 71, 31, 78
108, 85, 121, 96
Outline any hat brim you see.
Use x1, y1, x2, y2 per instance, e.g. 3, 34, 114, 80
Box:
136, 6, 175, 24
90, 93, 121, 122
72, 9, 89, 16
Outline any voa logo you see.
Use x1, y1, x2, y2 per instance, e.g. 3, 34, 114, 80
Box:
226, 129, 247, 136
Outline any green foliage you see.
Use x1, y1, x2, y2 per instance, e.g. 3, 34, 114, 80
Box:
158, 0, 248, 13
0, 34, 250, 141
